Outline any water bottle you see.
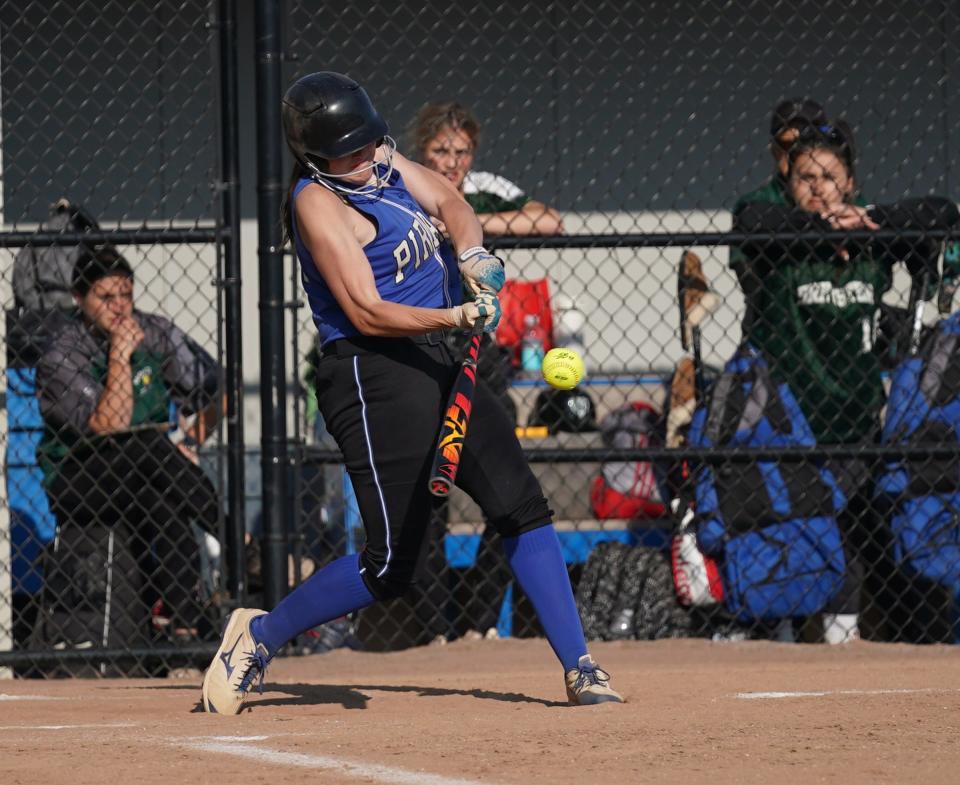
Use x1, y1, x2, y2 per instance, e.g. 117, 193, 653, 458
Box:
553, 294, 587, 368
520, 314, 545, 373
608, 607, 635, 640
940, 241, 960, 314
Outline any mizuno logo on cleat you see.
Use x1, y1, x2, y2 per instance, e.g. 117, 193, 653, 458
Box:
219, 634, 242, 679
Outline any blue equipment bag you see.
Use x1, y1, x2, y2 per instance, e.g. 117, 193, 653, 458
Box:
688, 345, 847, 622
6, 365, 58, 596
876, 312, 960, 589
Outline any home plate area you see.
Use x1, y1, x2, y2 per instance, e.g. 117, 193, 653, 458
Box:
1, 637, 959, 785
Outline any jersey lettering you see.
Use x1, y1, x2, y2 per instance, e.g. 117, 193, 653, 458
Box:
795, 280, 874, 308
411, 216, 432, 259
391, 209, 440, 284
393, 234, 413, 283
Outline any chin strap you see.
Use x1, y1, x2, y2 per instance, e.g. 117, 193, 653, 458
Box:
307, 136, 397, 197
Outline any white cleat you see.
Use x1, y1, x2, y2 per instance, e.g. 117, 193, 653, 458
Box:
201, 608, 270, 715
565, 654, 625, 705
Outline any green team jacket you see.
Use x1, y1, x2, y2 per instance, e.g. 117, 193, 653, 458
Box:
731, 181, 957, 444
35, 311, 218, 482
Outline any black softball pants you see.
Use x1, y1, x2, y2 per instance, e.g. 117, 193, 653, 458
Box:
46, 428, 219, 629
314, 332, 552, 601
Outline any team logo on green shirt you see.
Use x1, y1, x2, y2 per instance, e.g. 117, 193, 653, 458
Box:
796, 280, 874, 308
133, 366, 154, 390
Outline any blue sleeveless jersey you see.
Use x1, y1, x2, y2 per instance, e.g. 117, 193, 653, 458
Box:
292, 165, 452, 345
439, 240, 463, 306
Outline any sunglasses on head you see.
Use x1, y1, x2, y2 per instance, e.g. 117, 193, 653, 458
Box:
797, 123, 848, 146
788, 123, 856, 176
775, 122, 848, 151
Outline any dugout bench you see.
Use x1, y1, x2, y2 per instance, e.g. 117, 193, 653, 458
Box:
338, 373, 676, 638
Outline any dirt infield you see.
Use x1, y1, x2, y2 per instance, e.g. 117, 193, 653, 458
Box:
2, 637, 959, 785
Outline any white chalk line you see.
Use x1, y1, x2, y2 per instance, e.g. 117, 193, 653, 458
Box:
736, 688, 960, 700
0, 694, 64, 701
0, 722, 137, 730
180, 737, 502, 785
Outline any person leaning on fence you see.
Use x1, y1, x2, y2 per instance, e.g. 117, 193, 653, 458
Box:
408, 101, 565, 643
411, 101, 563, 239
200, 71, 623, 713
410, 100, 564, 419
731, 121, 960, 642
731, 99, 837, 336
35, 245, 223, 643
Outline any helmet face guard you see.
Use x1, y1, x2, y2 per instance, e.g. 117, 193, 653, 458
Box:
310, 135, 397, 197
282, 72, 389, 167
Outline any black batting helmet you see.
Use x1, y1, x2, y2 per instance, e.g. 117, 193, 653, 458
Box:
281, 72, 389, 166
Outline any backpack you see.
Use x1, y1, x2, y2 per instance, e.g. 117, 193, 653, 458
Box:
590, 401, 667, 519
575, 541, 691, 640
34, 521, 150, 674
13, 198, 100, 311
687, 345, 848, 622
876, 312, 960, 591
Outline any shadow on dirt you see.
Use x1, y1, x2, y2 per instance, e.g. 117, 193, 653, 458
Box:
177, 682, 566, 712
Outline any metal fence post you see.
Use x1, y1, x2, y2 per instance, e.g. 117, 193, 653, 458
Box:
216, 0, 247, 604
254, 0, 290, 610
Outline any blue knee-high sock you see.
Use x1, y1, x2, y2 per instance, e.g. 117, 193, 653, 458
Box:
503, 525, 587, 672
251, 553, 375, 657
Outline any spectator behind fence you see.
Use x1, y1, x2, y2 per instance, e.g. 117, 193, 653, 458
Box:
35, 246, 222, 643
732, 99, 847, 337
767, 99, 828, 181
410, 100, 564, 417
732, 121, 960, 642
409, 101, 564, 642
410, 101, 563, 237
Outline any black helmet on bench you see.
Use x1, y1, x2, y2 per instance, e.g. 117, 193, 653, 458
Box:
528, 388, 599, 433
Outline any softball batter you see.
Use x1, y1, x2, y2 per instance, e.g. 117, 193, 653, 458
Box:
201, 72, 623, 713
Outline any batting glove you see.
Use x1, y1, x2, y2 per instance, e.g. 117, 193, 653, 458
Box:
459, 246, 505, 294
451, 289, 501, 333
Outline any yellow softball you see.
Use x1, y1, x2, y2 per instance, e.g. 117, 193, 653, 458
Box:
541, 347, 585, 390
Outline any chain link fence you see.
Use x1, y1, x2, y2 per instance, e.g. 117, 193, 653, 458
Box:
3, 0, 960, 677
285, 0, 960, 651
0, 0, 233, 676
